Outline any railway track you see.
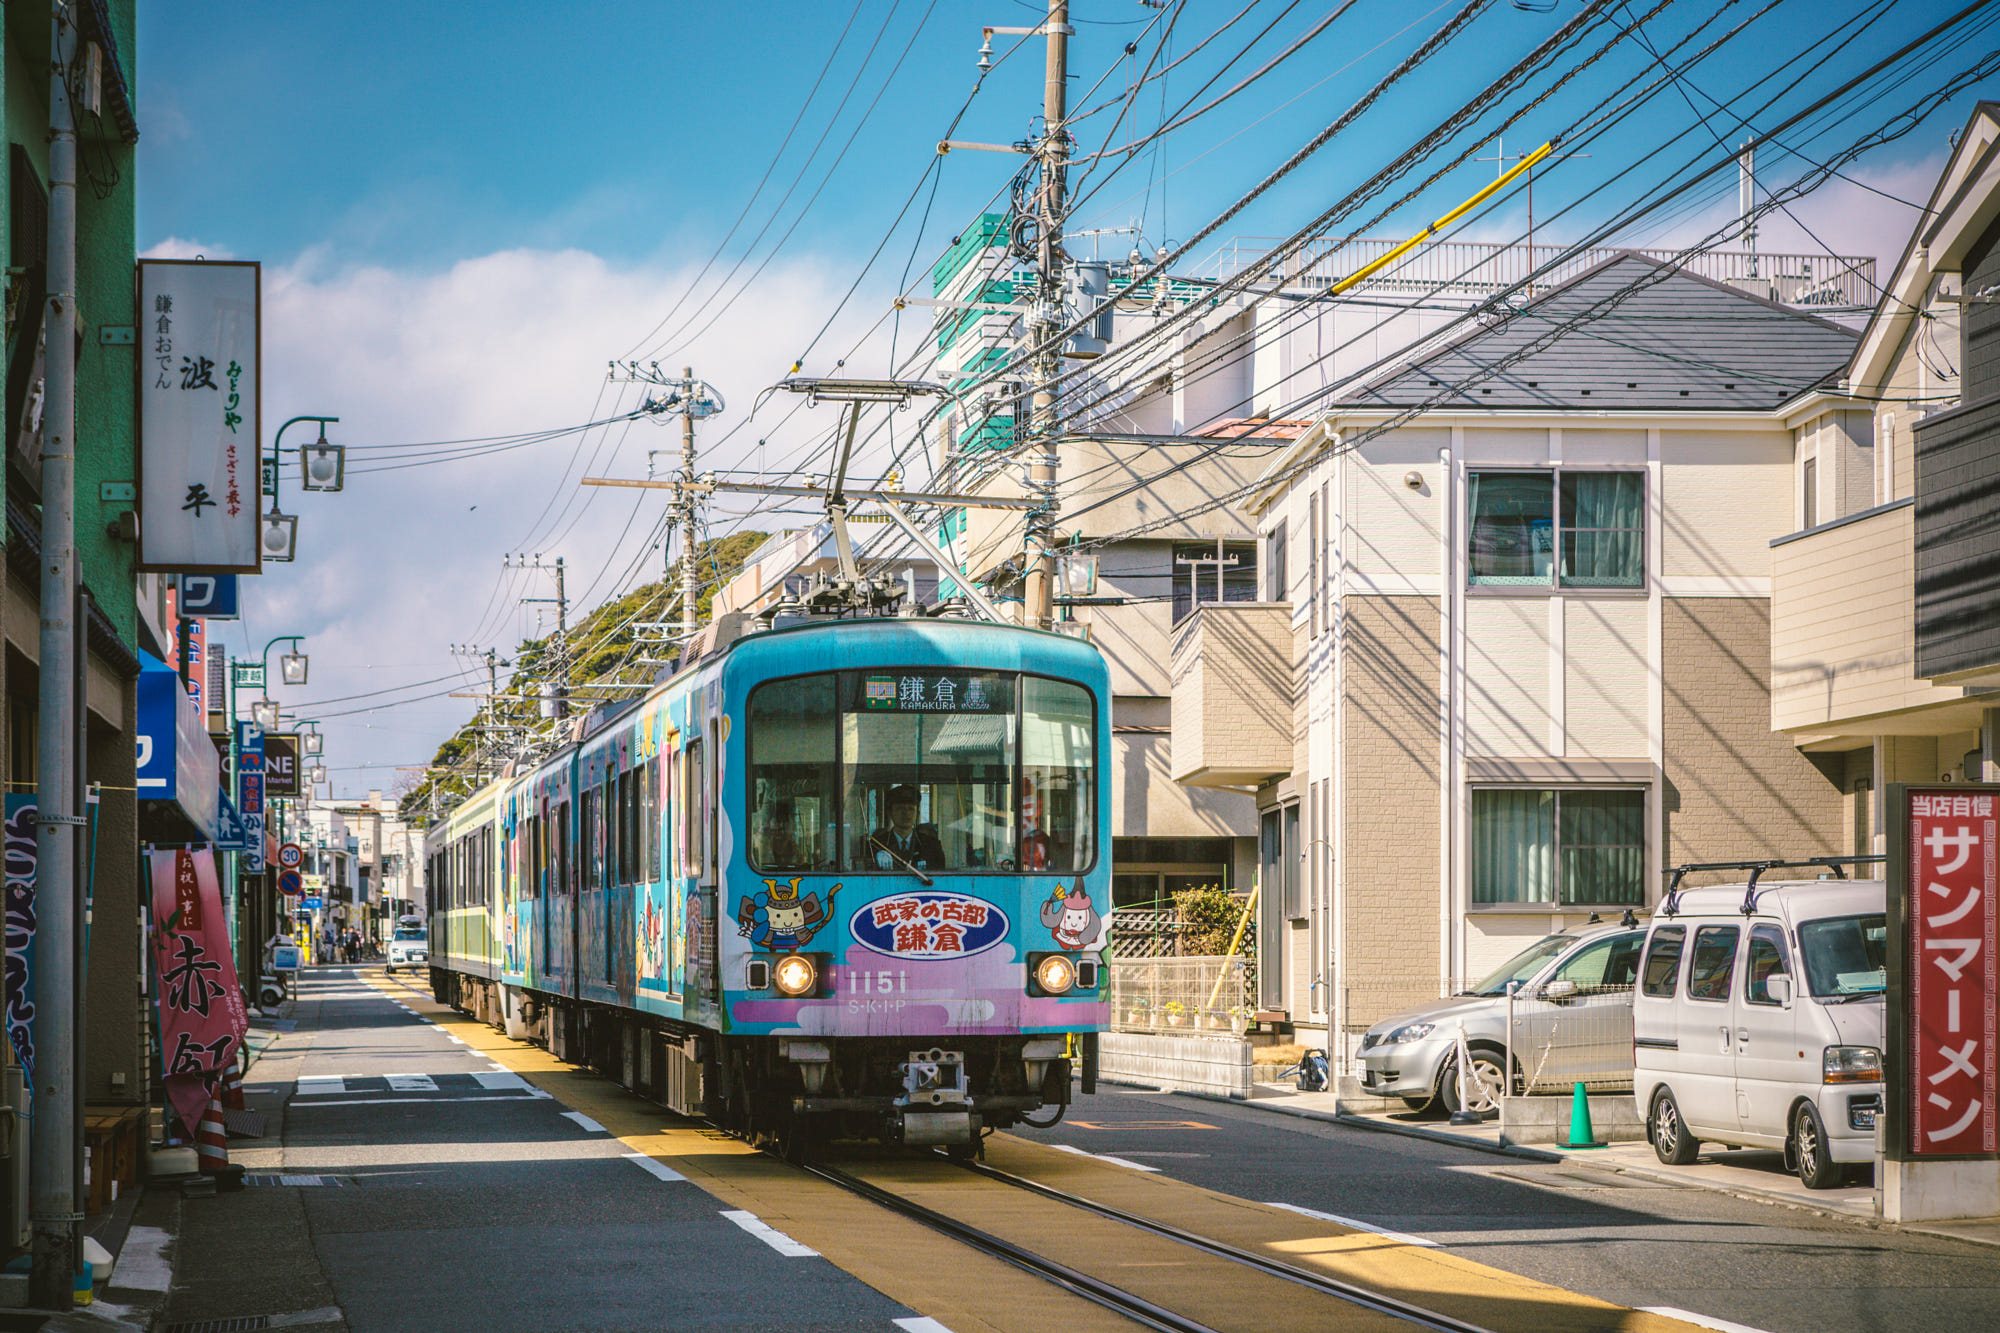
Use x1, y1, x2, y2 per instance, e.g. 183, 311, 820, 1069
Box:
804, 1153, 1501, 1333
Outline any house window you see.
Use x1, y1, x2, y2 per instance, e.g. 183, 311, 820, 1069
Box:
1266, 520, 1287, 602
1172, 540, 1257, 623
1802, 455, 1818, 529
1468, 471, 1643, 588
1470, 788, 1645, 906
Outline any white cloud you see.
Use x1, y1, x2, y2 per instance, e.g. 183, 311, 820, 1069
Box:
224, 246, 889, 797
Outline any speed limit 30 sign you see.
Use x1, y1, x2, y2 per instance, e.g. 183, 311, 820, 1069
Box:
277, 842, 304, 870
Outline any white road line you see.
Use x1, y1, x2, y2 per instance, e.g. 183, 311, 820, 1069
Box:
386, 1075, 438, 1092
443, 1034, 466, 1044
1261, 1201, 1440, 1248
472, 1071, 530, 1091
295, 1077, 347, 1096
1640, 1309, 1776, 1333
894, 1320, 957, 1333
1050, 1143, 1160, 1172
104, 1225, 171, 1292
720, 1209, 818, 1257
562, 1111, 607, 1133
623, 1153, 687, 1182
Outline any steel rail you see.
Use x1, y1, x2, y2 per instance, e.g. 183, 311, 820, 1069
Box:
802, 1161, 1222, 1333
949, 1157, 1502, 1333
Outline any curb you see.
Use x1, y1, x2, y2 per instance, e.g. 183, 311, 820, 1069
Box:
1177, 1082, 2000, 1249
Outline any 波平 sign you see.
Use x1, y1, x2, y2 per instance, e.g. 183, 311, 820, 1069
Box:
1888, 785, 2000, 1160
136, 259, 261, 573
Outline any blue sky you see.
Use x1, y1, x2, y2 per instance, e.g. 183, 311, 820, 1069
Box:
136, 1, 1996, 795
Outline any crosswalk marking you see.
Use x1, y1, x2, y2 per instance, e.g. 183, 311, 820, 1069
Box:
386, 1074, 438, 1092
562, 1111, 607, 1133
472, 1070, 529, 1092
296, 1076, 347, 1096
1262, 1201, 1439, 1248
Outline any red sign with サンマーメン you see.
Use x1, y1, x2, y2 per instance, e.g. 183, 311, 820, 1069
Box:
1907, 790, 2000, 1156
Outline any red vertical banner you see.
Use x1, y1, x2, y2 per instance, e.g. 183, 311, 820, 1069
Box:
149, 849, 248, 1135
1905, 789, 2000, 1157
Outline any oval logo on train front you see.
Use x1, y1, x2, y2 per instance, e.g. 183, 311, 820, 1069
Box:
850, 892, 1010, 959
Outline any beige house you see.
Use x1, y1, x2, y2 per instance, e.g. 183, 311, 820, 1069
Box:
1770, 102, 2000, 845
1220, 252, 1867, 1057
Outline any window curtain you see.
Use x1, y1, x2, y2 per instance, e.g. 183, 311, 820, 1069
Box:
1468, 472, 1554, 584
1560, 473, 1643, 587
1471, 789, 1554, 903
1558, 789, 1645, 904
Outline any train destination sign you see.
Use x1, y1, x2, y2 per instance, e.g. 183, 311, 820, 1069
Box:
857, 672, 1010, 714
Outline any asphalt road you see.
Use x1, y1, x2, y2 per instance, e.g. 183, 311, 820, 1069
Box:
165, 973, 2000, 1333
164, 969, 925, 1333
1019, 1082, 2000, 1333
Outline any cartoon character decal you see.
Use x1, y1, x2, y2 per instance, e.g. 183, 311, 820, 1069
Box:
638, 889, 664, 979
737, 877, 840, 952
1040, 881, 1102, 950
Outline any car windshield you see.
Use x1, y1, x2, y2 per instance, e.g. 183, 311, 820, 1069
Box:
394, 927, 424, 940
1468, 935, 1573, 995
1797, 913, 1887, 997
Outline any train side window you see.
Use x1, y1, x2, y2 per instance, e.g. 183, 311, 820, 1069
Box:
582, 788, 599, 891
555, 800, 570, 896
1021, 676, 1096, 873
620, 768, 636, 885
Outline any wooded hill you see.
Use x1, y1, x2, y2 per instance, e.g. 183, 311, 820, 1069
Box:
400, 529, 768, 823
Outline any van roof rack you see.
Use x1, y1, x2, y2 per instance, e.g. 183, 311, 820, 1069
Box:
1658, 855, 1886, 918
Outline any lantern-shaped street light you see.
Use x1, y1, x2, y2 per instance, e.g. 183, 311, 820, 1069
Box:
280, 650, 309, 686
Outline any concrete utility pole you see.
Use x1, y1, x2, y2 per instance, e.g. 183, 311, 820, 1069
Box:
31, 1, 80, 1308
514, 555, 570, 720
1024, 0, 1070, 630
680, 366, 700, 640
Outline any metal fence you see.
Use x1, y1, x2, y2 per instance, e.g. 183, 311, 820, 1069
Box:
1339, 975, 1635, 1095
1110, 955, 1251, 1037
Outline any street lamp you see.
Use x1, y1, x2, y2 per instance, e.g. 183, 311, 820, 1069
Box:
251, 698, 278, 729
266, 414, 341, 557
262, 635, 308, 688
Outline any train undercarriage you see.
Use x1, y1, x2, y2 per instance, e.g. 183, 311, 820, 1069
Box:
429, 967, 1096, 1158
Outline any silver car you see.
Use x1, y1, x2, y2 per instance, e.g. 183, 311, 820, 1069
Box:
1358, 923, 1645, 1115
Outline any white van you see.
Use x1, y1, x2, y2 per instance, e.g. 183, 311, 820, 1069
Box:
1633, 873, 1886, 1189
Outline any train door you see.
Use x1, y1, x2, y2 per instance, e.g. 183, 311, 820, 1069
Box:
662, 744, 682, 1002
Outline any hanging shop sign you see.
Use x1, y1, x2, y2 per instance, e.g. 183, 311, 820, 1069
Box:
264, 734, 300, 799
148, 849, 248, 1137
136, 652, 220, 841
237, 720, 265, 873
176, 573, 240, 619
136, 259, 261, 573
1887, 784, 2000, 1160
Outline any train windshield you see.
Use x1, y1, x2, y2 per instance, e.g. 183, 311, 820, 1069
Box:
747, 669, 1094, 875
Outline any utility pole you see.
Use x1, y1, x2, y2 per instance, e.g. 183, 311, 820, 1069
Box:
31, 1, 80, 1308
1024, 0, 1070, 630
607, 361, 724, 640
680, 366, 700, 640
513, 555, 569, 720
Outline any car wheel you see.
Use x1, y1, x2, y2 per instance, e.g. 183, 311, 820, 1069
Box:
1438, 1048, 1508, 1117
1794, 1102, 1842, 1189
1651, 1089, 1700, 1165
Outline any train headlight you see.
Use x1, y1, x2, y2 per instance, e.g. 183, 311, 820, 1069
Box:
1034, 953, 1077, 995
774, 954, 819, 998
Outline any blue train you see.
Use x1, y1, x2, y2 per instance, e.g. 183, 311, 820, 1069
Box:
424, 616, 1109, 1154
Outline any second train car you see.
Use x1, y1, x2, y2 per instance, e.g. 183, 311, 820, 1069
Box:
425, 615, 1109, 1154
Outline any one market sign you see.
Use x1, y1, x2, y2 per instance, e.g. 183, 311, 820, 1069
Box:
264, 734, 300, 799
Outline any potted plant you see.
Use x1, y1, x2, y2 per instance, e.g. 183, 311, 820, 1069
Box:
1163, 1001, 1187, 1028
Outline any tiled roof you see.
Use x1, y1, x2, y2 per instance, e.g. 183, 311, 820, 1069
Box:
1348, 251, 1857, 412
1193, 417, 1318, 439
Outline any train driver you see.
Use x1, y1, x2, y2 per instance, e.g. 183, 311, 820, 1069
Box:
865, 784, 947, 872
757, 798, 806, 870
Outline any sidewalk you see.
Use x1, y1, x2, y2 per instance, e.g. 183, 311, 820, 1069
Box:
1219, 1078, 2000, 1250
